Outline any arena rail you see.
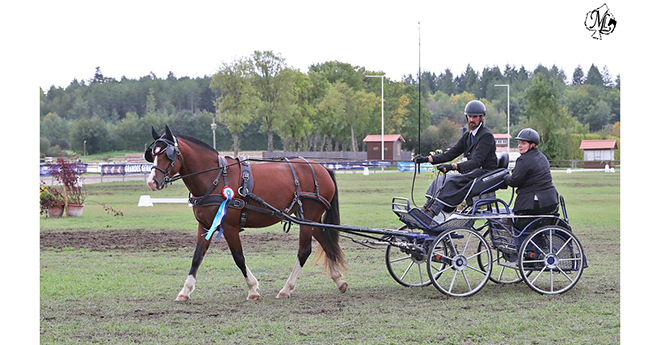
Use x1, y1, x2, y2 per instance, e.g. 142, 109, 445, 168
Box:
137, 195, 191, 207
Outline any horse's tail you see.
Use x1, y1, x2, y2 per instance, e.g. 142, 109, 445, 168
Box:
315, 168, 345, 270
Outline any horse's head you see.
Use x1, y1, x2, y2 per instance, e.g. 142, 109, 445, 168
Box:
146, 125, 181, 191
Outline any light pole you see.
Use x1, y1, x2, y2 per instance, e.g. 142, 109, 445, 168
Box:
366, 74, 385, 160
494, 84, 510, 153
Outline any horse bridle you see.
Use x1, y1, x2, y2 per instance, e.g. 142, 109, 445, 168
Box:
145, 136, 180, 184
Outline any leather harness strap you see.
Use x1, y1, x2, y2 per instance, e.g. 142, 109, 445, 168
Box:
188, 156, 332, 222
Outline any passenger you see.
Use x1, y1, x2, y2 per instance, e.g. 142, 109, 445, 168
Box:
503, 128, 558, 216
413, 100, 498, 221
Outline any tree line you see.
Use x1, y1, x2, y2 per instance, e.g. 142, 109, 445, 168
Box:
40, 50, 620, 161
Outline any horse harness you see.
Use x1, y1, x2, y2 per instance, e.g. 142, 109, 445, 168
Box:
188, 156, 331, 229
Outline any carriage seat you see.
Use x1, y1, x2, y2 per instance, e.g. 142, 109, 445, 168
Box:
465, 152, 509, 205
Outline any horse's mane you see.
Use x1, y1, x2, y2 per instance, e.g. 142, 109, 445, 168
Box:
175, 133, 218, 155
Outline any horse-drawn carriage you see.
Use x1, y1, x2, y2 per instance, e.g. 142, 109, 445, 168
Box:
146, 126, 587, 301
387, 152, 587, 296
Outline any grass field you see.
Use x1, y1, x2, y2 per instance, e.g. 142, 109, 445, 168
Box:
39, 171, 620, 344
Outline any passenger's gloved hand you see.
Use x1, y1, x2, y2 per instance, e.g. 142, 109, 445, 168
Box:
438, 163, 456, 173
413, 155, 429, 164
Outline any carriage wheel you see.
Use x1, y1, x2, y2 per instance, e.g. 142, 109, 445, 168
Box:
519, 225, 585, 295
385, 242, 431, 287
427, 228, 492, 297
478, 230, 525, 284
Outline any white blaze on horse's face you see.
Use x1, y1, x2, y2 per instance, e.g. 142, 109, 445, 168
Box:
147, 156, 160, 191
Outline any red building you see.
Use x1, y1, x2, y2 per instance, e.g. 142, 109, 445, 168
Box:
362, 134, 405, 160
579, 139, 618, 168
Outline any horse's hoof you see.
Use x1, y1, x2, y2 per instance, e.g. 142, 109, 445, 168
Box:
276, 292, 290, 299
175, 295, 189, 302
247, 294, 260, 301
338, 282, 348, 293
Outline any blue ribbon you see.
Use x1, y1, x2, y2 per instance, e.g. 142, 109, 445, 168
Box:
204, 187, 234, 241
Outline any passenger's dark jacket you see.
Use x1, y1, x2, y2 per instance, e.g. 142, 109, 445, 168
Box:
504, 148, 558, 214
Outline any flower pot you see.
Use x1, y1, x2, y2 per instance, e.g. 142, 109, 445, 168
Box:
47, 205, 65, 218
66, 204, 85, 217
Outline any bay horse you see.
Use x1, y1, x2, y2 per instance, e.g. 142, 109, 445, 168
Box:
145, 125, 346, 301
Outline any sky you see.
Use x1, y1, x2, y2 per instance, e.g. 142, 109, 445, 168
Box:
33, 0, 629, 90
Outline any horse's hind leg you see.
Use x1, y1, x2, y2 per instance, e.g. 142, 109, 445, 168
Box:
313, 227, 348, 293
277, 226, 314, 299
176, 223, 210, 301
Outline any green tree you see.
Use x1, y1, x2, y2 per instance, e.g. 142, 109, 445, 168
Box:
420, 118, 461, 155
309, 61, 365, 90
571, 66, 585, 85
585, 64, 604, 87
211, 58, 259, 156
250, 51, 295, 151
456, 64, 479, 95
524, 74, 573, 160
274, 69, 313, 151
437, 69, 458, 95
316, 82, 349, 151
40, 112, 72, 150
70, 116, 112, 154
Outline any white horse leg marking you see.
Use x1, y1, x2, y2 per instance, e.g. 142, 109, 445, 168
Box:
329, 260, 348, 293
277, 259, 302, 299
245, 266, 260, 300
175, 274, 196, 301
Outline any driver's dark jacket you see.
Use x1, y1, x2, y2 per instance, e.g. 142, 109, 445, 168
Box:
430, 125, 498, 172
503, 148, 558, 214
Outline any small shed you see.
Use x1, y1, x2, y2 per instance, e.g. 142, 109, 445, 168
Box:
363, 134, 405, 160
579, 139, 618, 168
493, 133, 511, 152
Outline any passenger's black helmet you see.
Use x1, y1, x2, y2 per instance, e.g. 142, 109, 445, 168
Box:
515, 128, 540, 145
464, 100, 486, 116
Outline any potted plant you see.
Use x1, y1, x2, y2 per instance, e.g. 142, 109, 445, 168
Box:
40, 181, 65, 217
47, 153, 87, 217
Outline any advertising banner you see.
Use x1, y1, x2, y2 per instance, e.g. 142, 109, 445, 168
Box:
100, 163, 152, 175
40, 163, 88, 177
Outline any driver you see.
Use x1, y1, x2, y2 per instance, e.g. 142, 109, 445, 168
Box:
413, 100, 498, 221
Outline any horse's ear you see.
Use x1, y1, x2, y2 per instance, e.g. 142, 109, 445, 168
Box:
151, 126, 161, 140
165, 125, 174, 140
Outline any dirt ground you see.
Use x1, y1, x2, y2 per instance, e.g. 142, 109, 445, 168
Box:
40, 230, 293, 252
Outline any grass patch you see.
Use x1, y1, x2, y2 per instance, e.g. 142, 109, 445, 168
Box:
41, 171, 620, 344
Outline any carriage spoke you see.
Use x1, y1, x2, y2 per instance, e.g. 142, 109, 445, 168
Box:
390, 256, 413, 264
461, 232, 473, 256
448, 269, 459, 293
416, 263, 425, 285
555, 237, 572, 256
461, 270, 472, 292
529, 266, 547, 285
529, 238, 549, 257
466, 264, 488, 276
400, 261, 415, 281
556, 266, 575, 283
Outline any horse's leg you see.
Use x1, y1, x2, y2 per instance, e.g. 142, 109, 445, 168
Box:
176, 223, 210, 302
313, 228, 348, 293
223, 225, 260, 300
328, 257, 348, 293
277, 226, 314, 299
